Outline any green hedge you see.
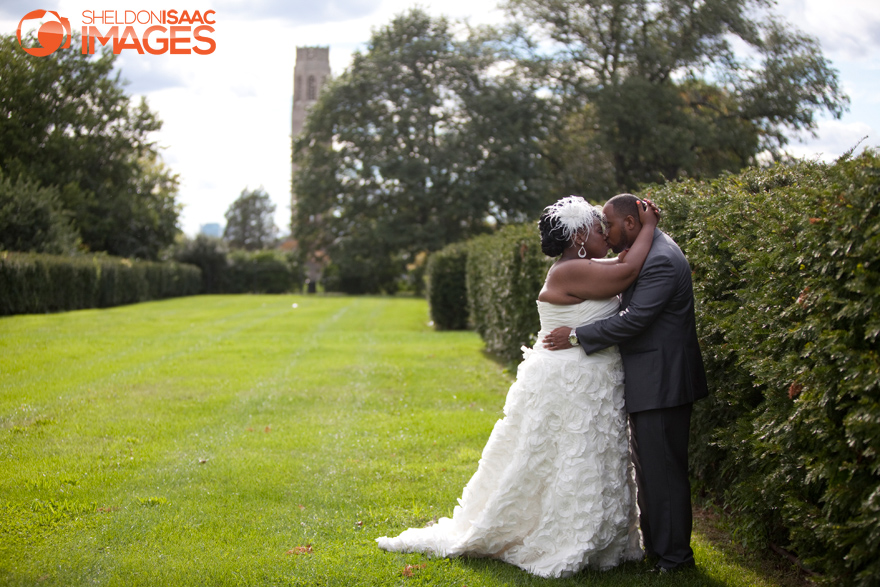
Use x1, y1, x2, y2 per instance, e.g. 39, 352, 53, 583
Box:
424, 242, 470, 330
465, 224, 551, 363
0, 253, 202, 315
644, 152, 880, 586
224, 249, 303, 294
171, 236, 303, 294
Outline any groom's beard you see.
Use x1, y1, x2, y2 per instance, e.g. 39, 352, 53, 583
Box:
611, 234, 630, 254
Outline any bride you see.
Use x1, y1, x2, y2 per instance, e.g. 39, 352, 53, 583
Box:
376, 195, 659, 578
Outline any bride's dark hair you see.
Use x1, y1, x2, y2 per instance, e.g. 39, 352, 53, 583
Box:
538, 196, 603, 258
539, 213, 568, 257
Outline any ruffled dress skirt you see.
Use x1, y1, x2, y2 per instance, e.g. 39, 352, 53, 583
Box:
376, 299, 643, 578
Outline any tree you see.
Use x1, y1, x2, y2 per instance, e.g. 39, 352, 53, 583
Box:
503, 0, 849, 191
0, 33, 180, 259
0, 168, 79, 254
171, 234, 229, 293
292, 9, 554, 293
223, 188, 278, 251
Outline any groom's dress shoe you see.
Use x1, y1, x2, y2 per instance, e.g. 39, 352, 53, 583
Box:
647, 560, 696, 574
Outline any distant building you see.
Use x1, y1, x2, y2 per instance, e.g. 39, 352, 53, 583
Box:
291, 46, 331, 210
291, 46, 332, 291
199, 223, 222, 238
291, 47, 331, 139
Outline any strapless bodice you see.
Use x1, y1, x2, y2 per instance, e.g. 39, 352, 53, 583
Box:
537, 298, 619, 330
533, 297, 619, 358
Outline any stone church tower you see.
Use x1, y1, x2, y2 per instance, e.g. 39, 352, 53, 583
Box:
291, 46, 331, 209
291, 47, 331, 290
291, 46, 331, 141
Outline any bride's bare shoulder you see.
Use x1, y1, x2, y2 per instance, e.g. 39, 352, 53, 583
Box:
539, 264, 586, 304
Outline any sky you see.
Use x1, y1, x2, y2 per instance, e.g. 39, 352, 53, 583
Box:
3, 0, 879, 237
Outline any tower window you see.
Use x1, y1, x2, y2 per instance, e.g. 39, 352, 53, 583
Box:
307, 76, 317, 100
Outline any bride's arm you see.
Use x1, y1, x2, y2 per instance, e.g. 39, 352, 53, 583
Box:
556, 201, 658, 299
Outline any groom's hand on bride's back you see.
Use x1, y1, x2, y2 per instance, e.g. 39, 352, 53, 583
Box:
542, 327, 574, 351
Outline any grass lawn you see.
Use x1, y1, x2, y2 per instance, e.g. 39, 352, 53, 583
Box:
1, 295, 808, 586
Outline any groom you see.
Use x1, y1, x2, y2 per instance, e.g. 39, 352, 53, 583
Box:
543, 193, 708, 573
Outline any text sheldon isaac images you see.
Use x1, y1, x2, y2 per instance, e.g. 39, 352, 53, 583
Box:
79, 9, 216, 55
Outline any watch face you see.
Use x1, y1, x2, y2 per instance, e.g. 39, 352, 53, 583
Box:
569, 335, 578, 346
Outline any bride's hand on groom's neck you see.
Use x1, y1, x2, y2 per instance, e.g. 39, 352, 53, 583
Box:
637, 198, 660, 228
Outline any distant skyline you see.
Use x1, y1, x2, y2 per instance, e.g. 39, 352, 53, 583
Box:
3, 0, 878, 236
199, 223, 223, 238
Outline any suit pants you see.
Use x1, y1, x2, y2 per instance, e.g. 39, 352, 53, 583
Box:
629, 403, 694, 569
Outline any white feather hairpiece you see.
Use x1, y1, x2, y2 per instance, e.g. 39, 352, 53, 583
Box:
543, 196, 604, 243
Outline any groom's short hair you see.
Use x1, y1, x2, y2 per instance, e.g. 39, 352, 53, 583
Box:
607, 193, 640, 221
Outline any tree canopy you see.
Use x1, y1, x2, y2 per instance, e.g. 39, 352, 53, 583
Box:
0, 33, 180, 259
291, 1, 847, 292
292, 9, 554, 293
223, 187, 278, 251
503, 0, 849, 190
0, 168, 79, 254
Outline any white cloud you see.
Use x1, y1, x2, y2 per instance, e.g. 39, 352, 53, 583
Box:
775, 0, 880, 59
0, 1, 60, 20
786, 119, 877, 161
213, 0, 377, 25
115, 54, 189, 93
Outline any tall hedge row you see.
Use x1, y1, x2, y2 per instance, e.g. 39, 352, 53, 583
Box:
0, 252, 202, 315
647, 151, 880, 586
465, 224, 551, 363
425, 150, 880, 585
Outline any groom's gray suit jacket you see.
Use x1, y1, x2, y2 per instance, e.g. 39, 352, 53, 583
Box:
575, 228, 708, 413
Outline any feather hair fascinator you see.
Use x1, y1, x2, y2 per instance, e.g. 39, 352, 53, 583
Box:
542, 196, 604, 243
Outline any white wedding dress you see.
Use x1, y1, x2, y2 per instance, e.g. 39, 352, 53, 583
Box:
376, 298, 643, 578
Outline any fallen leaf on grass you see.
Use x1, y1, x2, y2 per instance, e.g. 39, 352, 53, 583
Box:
298, 504, 305, 510
402, 563, 427, 577
264, 426, 271, 433
286, 545, 313, 555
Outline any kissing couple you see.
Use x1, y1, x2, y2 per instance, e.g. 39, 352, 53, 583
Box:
378, 193, 708, 578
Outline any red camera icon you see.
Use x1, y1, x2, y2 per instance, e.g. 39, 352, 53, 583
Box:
17, 9, 72, 57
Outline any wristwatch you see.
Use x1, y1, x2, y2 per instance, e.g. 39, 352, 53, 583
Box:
568, 329, 578, 347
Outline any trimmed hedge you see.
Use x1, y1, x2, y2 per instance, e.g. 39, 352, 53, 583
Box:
0, 252, 202, 315
645, 151, 880, 586
465, 224, 552, 363
428, 151, 880, 585
171, 236, 303, 294
424, 242, 470, 330
224, 249, 303, 294
171, 234, 230, 293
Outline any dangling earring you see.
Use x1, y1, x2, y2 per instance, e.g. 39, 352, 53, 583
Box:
578, 243, 587, 258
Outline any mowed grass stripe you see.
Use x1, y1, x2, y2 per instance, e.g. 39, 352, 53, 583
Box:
0, 295, 334, 410
0, 296, 511, 586
0, 296, 803, 586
